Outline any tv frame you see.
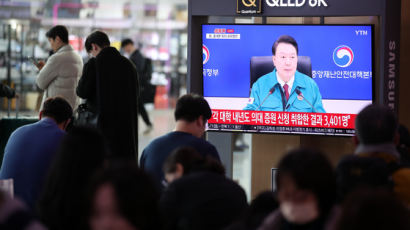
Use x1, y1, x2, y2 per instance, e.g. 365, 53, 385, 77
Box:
201, 23, 376, 136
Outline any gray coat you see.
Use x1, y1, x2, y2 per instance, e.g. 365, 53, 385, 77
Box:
36, 44, 83, 110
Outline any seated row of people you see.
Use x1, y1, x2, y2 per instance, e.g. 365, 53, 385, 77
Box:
0, 94, 410, 230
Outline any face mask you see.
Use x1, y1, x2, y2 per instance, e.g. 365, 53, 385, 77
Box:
280, 201, 319, 224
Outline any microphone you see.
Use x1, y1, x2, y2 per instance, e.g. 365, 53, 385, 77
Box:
257, 85, 276, 110
295, 88, 318, 113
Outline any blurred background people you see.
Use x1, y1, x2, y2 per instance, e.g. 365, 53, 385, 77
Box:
121, 38, 153, 134
258, 148, 337, 230
35, 25, 83, 110
225, 191, 279, 230
0, 191, 46, 230
86, 162, 160, 230
160, 147, 247, 230
350, 104, 410, 206
335, 188, 410, 230
37, 126, 108, 230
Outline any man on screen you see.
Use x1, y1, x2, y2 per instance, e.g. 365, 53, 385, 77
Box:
244, 35, 325, 113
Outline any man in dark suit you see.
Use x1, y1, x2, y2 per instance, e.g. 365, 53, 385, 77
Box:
121, 38, 153, 134
77, 31, 139, 160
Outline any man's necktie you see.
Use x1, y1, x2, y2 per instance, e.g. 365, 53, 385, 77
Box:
284, 84, 289, 101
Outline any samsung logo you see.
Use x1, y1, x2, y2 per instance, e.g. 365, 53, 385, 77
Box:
387, 41, 397, 110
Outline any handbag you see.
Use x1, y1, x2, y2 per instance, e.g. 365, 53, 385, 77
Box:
74, 103, 98, 126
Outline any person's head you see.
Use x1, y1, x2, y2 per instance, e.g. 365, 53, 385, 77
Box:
354, 104, 398, 145
336, 155, 391, 202
276, 148, 336, 225
40, 97, 73, 130
121, 38, 135, 55
336, 188, 410, 230
38, 126, 108, 230
85, 31, 110, 57
46, 25, 69, 52
53, 126, 108, 178
272, 35, 299, 83
87, 162, 160, 230
163, 147, 203, 184
174, 94, 212, 137
244, 191, 279, 229
163, 147, 225, 184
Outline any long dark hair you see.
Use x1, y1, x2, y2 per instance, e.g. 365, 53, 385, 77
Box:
86, 162, 161, 230
37, 126, 108, 230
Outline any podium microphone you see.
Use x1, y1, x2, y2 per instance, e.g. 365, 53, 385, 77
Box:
295, 88, 318, 113
257, 85, 277, 111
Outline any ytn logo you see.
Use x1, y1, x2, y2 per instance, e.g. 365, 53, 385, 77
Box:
333, 45, 354, 68
355, 30, 368, 36
203, 45, 210, 65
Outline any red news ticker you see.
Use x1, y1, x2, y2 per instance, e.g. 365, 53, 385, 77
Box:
209, 109, 356, 129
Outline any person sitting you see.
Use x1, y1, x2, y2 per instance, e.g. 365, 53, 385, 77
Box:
37, 126, 108, 230
0, 97, 72, 210
140, 94, 220, 190
347, 104, 410, 206
0, 191, 46, 230
335, 188, 410, 230
244, 35, 325, 112
336, 155, 391, 202
225, 191, 279, 230
86, 162, 161, 230
258, 148, 337, 230
160, 147, 248, 230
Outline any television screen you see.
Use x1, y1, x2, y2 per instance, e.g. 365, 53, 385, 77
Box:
202, 24, 373, 136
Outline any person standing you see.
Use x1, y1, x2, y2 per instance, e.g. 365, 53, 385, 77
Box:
35, 25, 83, 110
77, 31, 139, 160
121, 38, 153, 134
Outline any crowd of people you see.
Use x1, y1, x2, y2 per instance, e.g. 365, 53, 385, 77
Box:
0, 25, 410, 230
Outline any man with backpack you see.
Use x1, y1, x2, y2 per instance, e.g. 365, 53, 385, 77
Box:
121, 38, 153, 134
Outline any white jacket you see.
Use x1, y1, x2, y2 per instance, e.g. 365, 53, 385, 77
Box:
36, 44, 83, 110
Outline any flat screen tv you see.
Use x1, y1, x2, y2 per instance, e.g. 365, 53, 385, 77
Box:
202, 24, 374, 136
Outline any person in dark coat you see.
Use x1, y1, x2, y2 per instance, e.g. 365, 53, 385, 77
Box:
121, 38, 153, 134
77, 31, 139, 160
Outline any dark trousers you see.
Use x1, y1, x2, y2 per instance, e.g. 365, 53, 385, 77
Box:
138, 98, 152, 126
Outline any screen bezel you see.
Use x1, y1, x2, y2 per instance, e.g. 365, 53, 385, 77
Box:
201, 23, 375, 136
